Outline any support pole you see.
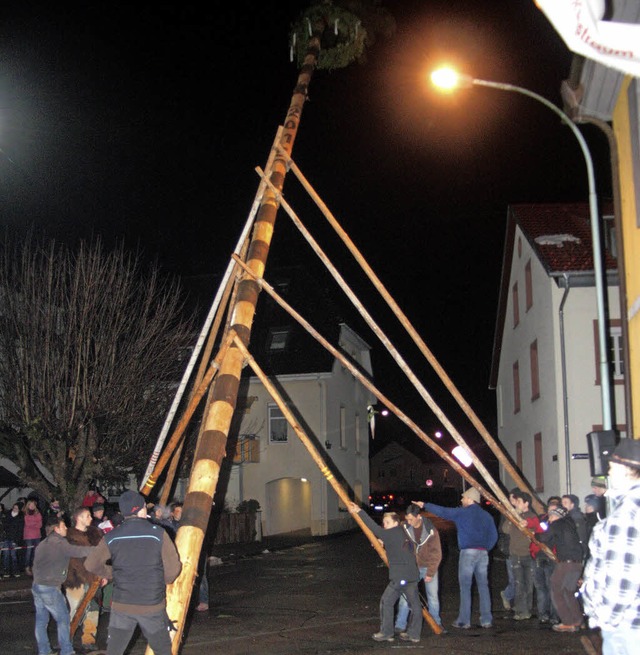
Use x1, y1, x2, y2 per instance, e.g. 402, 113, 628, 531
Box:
276, 149, 543, 511
232, 255, 555, 560
233, 335, 442, 635
255, 168, 517, 514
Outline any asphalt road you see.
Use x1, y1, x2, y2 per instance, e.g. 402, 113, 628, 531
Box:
1, 526, 601, 654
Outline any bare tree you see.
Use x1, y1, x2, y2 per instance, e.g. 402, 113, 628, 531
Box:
0, 238, 194, 509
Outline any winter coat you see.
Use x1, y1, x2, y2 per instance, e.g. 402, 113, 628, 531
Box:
5, 511, 24, 544
64, 525, 103, 589
23, 511, 42, 540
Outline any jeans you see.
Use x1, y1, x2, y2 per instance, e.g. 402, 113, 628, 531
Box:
32, 583, 75, 655
502, 557, 515, 603
25, 538, 41, 569
380, 579, 422, 640
1, 540, 19, 574
601, 627, 638, 655
458, 548, 492, 626
511, 554, 534, 616
395, 568, 441, 629
533, 555, 557, 620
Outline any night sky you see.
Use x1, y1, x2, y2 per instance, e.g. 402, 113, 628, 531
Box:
0, 1, 614, 456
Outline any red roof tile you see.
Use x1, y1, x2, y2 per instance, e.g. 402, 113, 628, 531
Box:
511, 203, 617, 273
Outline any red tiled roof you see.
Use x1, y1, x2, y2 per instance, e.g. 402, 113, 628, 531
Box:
511, 203, 617, 273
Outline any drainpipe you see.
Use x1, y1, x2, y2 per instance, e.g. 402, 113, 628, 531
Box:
559, 274, 573, 493
574, 114, 630, 431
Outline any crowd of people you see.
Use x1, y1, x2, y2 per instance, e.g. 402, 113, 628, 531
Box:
346, 439, 639, 654
2, 438, 639, 655
1, 488, 188, 655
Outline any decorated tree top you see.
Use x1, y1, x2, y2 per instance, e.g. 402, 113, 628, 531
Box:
289, 0, 394, 71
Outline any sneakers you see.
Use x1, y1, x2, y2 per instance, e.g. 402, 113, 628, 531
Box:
195, 602, 209, 612
372, 632, 394, 642
399, 633, 420, 643
514, 613, 532, 620
481, 623, 493, 629
552, 623, 580, 633
539, 615, 550, 624
451, 621, 471, 629
500, 590, 512, 610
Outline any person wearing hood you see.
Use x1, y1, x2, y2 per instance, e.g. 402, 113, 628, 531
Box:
581, 439, 640, 655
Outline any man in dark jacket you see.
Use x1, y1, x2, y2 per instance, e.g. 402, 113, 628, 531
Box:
538, 506, 584, 632
65, 506, 104, 652
561, 494, 588, 560
347, 502, 422, 644
84, 490, 181, 655
394, 503, 443, 633
32, 515, 96, 655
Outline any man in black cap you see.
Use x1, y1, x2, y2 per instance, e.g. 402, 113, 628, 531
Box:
581, 439, 640, 655
84, 490, 181, 655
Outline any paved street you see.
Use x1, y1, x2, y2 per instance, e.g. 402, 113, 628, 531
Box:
1, 524, 601, 654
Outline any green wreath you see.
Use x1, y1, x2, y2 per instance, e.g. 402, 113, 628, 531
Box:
289, 3, 367, 71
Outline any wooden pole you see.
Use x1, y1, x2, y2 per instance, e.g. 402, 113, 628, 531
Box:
277, 150, 544, 512
159, 27, 324, 655
232, 256, 556, 560
232, 335, 442, 636
70, 578, 101, 638
140, 328, 236, 497
254, 168, 517, 516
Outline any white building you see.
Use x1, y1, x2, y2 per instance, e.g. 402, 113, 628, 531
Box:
489, 203, 626, 504
218, 265, 374, 537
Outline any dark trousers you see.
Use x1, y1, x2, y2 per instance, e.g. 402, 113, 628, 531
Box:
380, 580, 422, 640
106, 608, 172, 655
550, 561, 583, 626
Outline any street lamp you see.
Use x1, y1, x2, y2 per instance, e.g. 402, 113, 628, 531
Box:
430, 67, 613, 431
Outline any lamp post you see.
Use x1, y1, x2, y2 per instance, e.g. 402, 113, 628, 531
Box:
431, 68, 613, 431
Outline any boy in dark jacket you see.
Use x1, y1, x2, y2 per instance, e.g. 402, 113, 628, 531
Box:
348, 501, 422, 644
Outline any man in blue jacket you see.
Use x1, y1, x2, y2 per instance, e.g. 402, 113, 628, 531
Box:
417, 487, 498, 629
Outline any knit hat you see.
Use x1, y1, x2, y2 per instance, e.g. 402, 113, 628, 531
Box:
462, 487, 481, 504
590, 476, 607, 489
611, 439, 640, 470
119, 490, 146, 517
548, 506, 568, 519
584, 494, 599, 511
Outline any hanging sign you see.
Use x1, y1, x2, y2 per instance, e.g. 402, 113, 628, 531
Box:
536, 0, 640, 78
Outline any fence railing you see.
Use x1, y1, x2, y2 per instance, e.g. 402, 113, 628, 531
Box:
212, 510, 260, 545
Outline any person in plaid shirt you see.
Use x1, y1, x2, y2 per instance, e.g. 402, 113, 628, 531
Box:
581, 439, 640, 655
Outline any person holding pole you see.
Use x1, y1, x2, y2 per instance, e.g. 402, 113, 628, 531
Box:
347, 502, 422, 644
31, 515, 96, 655
84, 491, 181, 655
417, 487, 498, 629
394, 503, 443, 634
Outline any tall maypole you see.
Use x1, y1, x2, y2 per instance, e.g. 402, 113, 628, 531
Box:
158, 3, 394, 651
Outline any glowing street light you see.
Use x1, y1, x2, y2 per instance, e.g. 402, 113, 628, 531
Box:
452, 445, 473, 468
430, 67, 613, 431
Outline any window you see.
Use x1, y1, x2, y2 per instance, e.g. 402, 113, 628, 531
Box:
512, 282, 520, 327
268, 328, 290, 352
513, 361, 521, 414
593, 319, 625, 384
234, 435, 260, 463
530, 339, 539, 401
609, 325, 624, 380
340, 406, 346, 449
525, 259, 533, 310
516, 441, 523, 472
269, 405, 288, 443
534, 433, 544, 492
355, 413, 361, 454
